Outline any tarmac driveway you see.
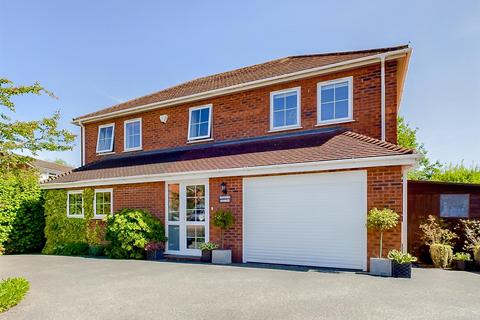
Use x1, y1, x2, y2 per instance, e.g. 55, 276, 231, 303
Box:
0, 255, 479, 320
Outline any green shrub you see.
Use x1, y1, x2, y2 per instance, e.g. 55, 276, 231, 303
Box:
366, 208, 399, 258
452, 252, 471, 262
52, 242, 89, 256
88, 244, 105, 256
429, 244, 453, 268
199, 242, 219, 251
212, 209, 234, 249
0, 170, 45, 254
387, 249, 417, 264
0, 277, 30, 313
420, 215, 457, 246
43, 189, 94, 254
105, 209, 165, 259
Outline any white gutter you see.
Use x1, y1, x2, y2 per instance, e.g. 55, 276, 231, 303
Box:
79, 121, 85, 166
380, 54, 386, 141
41, 153, 420, 189
72, 48, 411, 125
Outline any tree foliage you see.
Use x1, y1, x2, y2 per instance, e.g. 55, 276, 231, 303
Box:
366, 208, 399, 258
430, 162, 480, 184
212, 209, 235, 249
0, 78, 75, 172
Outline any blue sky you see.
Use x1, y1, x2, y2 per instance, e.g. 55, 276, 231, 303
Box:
1, 0, 479, 167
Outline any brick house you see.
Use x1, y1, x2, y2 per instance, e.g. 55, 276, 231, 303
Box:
42, 45, 419, 270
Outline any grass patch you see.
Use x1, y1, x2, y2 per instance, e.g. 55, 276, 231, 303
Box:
0, 278, 30, 313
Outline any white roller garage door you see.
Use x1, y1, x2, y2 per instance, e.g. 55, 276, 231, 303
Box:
243, 171, 367, 270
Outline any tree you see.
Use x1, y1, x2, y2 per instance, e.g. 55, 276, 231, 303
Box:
430, 162, 480, 184
397, 116, 441, 180
0, 78, 75, 173
212, 209, 234, 249
366, 208, 399, 258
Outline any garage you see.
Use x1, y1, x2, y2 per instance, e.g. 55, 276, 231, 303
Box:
243, 171, 367, 270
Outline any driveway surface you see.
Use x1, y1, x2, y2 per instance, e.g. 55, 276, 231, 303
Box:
0, 255, 479, 320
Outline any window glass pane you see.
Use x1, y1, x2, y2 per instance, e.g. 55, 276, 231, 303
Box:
440, 194, 469, 217
321, 103, 334, 121
125, 121, 141, 149
335, 82, 349, 100
198, 122, 209, 137
335, 100, 349, 119
273, 111, 284, 128
191, 110, 200, 124
285, 93, 297, 109
98, 126, 113, 152
285, 109, 298, 126
196, 185, 205, 197
186, 226, 205, 249
69, 193, 82, 216
200, 108, 210, 122
168, 184, 179, 221
321, 86, 334, 102
273, 95, 284, 112
168, 225, 179, 251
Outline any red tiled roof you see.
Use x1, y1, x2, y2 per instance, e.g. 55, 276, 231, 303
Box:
74, 45, 408, 121
43, 128, 414, 185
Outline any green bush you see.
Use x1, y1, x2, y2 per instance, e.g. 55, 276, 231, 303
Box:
52, 242, 89, 256
105, 209, 166, 259
387, 249, 417, 264
366, 208, 399, 258
199, 242, 219, 251
88, 244, 105, 256
429, 244, 453, 268
0, 170, 45, 254
452, 252, 471, 262
43, 189, 94, 254
0, 277, 30, 313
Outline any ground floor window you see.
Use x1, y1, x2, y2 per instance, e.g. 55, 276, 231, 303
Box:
67, 191, 84, 218
94, 189, 113, 218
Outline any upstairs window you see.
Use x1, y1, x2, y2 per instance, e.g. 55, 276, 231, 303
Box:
124, 118, 142, 151
94, 189, 113, 219
317, 77, 353, 124
96, 124, 115, 153
270, 88, 301, 130
188, 105, 212, 141
67, 191, 84, 218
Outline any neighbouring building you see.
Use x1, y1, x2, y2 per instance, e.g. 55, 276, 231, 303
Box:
31, 159, 72, 182
41, 45, 419, 270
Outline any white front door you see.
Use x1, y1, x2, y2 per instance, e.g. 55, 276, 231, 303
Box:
165, 180, 209, 256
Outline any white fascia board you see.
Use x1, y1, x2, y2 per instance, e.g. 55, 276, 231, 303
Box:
72, 48, 411, 125
40, 153, 420, 189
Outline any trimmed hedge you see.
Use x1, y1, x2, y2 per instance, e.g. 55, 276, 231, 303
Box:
0, 170, 45, 254
43, 189, 94, 254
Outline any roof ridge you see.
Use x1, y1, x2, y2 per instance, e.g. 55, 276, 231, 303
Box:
342, 131, 414, 154
286, 45, 409, 59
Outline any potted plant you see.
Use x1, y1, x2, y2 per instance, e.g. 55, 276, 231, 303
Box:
460, 219, 480, 269
145, 241, 165, 260
211, 209, 235, 264
199, 242, 218, 263
387, 249, 417, 278
452, 252, 471, 271
367, 208, 399, 276
419, 215, 457, 268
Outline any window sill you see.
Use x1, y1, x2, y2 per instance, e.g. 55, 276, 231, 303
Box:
67, 215, 84, 219
97, 151, 115, 156
315, 119, 355, 127
92, 216, 107, 220
268, 126, 302, 133
187, 138, 214, 144
123, 148, 143, 153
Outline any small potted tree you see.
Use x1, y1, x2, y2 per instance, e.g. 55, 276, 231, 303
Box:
460, 219, 480, 269
452, 252, 471, 271
212, 209, 235, 264
420, 215, 457, 268
199, 242, 218, 263
387, 249, 417, 278
367, 208, 399, 276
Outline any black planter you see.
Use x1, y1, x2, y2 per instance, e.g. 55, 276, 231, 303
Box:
146, 250, 164, 261
391, 261, 412, 278
453, 260, 468, 271
201, 250, 212, 263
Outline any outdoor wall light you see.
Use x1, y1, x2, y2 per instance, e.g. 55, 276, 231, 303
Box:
220, 182, 227, 195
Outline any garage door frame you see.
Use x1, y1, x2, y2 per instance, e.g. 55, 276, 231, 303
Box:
242, 170, 368, 271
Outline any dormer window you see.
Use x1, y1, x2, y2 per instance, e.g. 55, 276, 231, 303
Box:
96, 124, 115, 153
124, 118, 142, 151
317, 77, 353, 125
188, 105, 212, 141
270, 87, 301, 131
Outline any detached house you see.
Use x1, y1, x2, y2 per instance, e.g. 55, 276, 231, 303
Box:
42, 45, 419, 270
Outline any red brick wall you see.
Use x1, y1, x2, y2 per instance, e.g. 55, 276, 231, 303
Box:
84, 62, 398, 164
111, 182, 165, 220
367, 166, 404, 259
209, 177, 243, 262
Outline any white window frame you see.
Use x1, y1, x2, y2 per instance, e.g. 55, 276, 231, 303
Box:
269, 87, 301, 131
67, 190, 84, 218
96, 123, 115, 153
188, 104, 212, 141
124, 118, 142, 152
317, 76, 353, 125
93, 188, 113, 219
